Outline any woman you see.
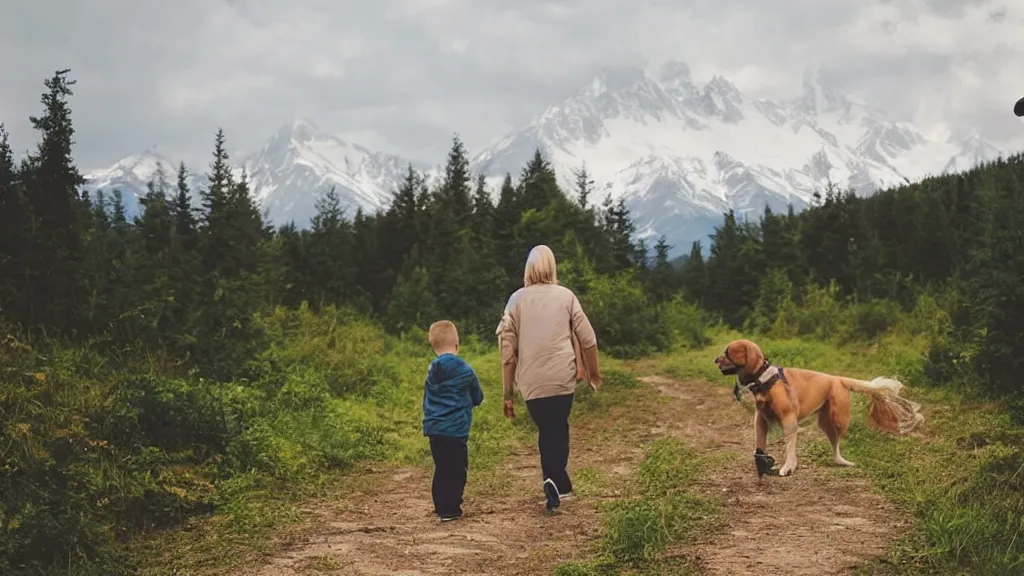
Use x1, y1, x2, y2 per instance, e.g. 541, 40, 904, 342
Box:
496, 245, 603, 512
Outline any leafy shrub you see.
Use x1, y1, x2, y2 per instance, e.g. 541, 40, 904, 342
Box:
775, 280, 848, 340
580, 272, 674, 359
250, 304, 397, 396
662, 297, 712, 349
0, 306, 403, 575
108, 375, 239, 454
747, 268, 794, 335
847, 298, 903, 342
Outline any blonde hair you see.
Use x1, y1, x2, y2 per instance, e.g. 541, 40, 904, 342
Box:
428, 320, 459, 352
523, 245, 558, 287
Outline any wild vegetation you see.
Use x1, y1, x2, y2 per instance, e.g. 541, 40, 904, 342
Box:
1, 69, 1022, 575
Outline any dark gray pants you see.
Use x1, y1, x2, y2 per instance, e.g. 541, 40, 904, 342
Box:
428, 435, 468, 516
525, 392, 574, 494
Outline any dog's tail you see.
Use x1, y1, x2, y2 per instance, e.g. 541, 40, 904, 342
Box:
840, 377, 924, 435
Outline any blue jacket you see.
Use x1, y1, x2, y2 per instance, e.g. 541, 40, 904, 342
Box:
422, 353, 483, 439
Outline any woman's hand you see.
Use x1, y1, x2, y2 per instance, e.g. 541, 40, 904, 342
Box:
582, 345, 602, 391
501, 359, 517, 420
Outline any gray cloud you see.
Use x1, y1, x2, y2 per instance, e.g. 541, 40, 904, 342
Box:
1, 0, 1022, 170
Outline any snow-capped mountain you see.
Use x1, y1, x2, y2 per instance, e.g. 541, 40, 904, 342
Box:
241, 119, 433, 226
82, 120, 431, 226
471, 62, 1007, 255
83, 62, 1010, 257
942, 131, 1007, 175
82, 150, 202, 216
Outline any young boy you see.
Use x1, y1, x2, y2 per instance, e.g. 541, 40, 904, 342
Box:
422, 320, 484, 522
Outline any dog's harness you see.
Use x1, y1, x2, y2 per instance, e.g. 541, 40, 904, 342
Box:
725, 347, 788, 401
741, 362, 787, 394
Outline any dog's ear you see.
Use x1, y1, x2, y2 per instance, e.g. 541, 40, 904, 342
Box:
740, 340, 765, 372
722, 340, 743, 364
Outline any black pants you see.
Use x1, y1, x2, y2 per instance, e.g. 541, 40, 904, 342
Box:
428, 435, 468, 516
525, 392, 574, 494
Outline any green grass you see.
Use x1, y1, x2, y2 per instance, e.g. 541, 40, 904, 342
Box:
554, 438, 722, 576
656, 327, 1024, 575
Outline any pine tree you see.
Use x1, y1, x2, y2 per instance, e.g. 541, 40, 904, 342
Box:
199, 128, 233, 273
158, 162, 201, 347
646, 236, 678, 303
386, 265, 439, 334
601, 195, 638, 273
572, 163, 595, 210
172, 162, 198, 251
425, 136, 477, 317
351, 208, 387, 314
381, 165, 426, 275
799, 183, 852, 290
226, 169, 266, 273
435, 134, 474, 227
191, 131, 266, 378
493, 173, 522, 286
0, 125, 33, 323
760, 205, 803, 284
108, 189, 137, 318
20, 69, 89, 333
270, 222, 308, 308
518, 149, 560, 210
137, 173, 174, 258
306, 187, 356, 307
472, 173, 494, 238
634, 239, 649, 273
514, 152, 573, 265
679, 241, 708, 305
569, 164, 606, 267
704, 210, 763, 324
128, 173, 177, 344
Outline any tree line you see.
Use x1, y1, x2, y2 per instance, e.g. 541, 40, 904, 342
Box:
3, 69, 1022, 403
679, 157, 1024, 404
0, 70, 685, 381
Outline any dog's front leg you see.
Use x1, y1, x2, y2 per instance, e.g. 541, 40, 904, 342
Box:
777, 415, 799, 477
754, 410, 768, 451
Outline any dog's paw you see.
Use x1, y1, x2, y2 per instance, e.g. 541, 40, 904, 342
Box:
834, 457, 856, 467
777, 463, 796, 477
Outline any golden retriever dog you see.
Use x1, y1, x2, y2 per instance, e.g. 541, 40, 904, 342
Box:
714, 339, 924, 477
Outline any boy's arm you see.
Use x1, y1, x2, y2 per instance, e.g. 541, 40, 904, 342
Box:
423, 361, 438, 399
469, 369, 484, 406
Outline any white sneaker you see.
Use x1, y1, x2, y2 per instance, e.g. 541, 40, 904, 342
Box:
543, 478, 560, 511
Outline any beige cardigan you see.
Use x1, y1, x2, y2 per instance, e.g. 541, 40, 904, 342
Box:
495, 283, 597, 401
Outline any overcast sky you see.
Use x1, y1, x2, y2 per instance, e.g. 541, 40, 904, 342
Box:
1, 0, 1022, 170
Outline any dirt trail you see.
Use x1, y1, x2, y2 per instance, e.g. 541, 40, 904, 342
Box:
233, 376, 907, 575
236, 401, 650, 576
641, 376, 908, 575
239, 461, 602, 576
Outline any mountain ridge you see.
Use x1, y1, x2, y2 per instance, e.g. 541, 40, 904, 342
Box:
469, 62, 1007, 252
82, 62, 1013, 256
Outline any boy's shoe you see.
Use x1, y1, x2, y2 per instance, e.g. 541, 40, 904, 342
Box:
543, 478, 561, 512
439, 511, 463, 522
559, 490, 575, 502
